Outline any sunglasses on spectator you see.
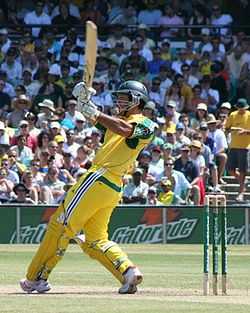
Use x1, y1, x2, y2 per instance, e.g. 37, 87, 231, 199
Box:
164, 162, 173, 166
16, 188, 27, 192
20, 125, 28, 128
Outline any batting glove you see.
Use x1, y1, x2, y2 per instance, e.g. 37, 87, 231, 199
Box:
81, 100, 100, 124
72, 82, 96, 103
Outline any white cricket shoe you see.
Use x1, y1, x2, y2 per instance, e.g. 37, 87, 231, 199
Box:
118, 267, 143, 294
20, 278, 51, 293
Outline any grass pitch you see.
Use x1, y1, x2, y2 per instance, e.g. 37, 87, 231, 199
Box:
0, 244, 249, 313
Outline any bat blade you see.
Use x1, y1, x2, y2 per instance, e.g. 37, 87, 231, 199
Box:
84, 21, 97, 88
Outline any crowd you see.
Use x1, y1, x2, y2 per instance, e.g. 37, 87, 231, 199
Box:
0, 0, 249, 204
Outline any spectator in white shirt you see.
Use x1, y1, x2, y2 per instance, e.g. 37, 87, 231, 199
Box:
211, 5, 233, 37
24, 1, 51, 37
200, 75, 219, 113
134, 35, 153, 62
207, 115, 228, 184
51, 0, 80, 19
122, 168, 149, 205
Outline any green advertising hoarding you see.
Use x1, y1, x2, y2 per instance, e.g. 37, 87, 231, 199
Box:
0, 205, 249, 244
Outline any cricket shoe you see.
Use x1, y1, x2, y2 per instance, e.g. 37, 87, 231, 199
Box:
20, 278, 51, 293
118, 267, 143, 294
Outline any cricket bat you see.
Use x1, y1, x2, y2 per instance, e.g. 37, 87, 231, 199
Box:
84, 21, 97, 88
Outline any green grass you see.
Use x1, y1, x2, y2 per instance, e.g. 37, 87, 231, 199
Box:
0, 244, 249, 313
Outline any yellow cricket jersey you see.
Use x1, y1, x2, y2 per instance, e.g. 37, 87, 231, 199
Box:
91, 114, 156, 185
158, 191, 174, 204
225, 110, 250, 149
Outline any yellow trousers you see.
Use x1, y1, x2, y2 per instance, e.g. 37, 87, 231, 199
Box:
26, 169, 134, 284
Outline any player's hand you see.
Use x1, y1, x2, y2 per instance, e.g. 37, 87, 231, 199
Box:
81, 100, 100, 124
72, 82, 96, 103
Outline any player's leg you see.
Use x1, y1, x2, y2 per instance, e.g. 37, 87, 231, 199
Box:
20, 203, 72, 293
77, 186, 143, 293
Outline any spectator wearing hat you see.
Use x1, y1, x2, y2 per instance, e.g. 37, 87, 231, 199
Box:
0, 169, 12, 202
207, 115, 228, 184
122, 168, 149, 205
190, 140, 206, 176
143, 100, 157, 121
9, 182, 35, 204
162, 157, 192, 203
146, 186, 162, 205
162, 143, 174, 163
225, 98, 250, 201
174, 144, 202, 204
37, 99, 55, 128
54, 135, 65, 155
11, 119, 37, 153
1, 48, 22, 86
199, 121, 215, 153
137, 0, 162, 25
24, 1, 51, 38
190, 102, 208, 129
7, 94, 31, 128
10, 134, 33, 167
158, 177, 179, 205
219, 102, 231, 117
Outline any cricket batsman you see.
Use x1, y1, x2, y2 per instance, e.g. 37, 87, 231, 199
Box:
20, 80, 157, 294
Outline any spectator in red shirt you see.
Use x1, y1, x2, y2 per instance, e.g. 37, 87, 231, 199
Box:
11, 120, 37, 152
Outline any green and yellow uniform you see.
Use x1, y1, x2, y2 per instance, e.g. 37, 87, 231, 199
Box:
26, 114, 155, 283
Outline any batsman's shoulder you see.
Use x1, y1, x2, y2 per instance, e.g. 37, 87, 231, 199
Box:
130, 115, 157, 140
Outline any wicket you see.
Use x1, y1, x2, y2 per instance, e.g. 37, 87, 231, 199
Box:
203, 194, 227, 296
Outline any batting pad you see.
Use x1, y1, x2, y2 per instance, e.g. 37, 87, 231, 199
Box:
80, 240, 134, 283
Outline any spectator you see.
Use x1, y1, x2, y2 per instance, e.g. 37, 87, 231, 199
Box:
137, 24, 156, 50
0, 80, 11, 110
10, 134, 33, 167
174, 144, 202, 205
65, 99, 85, 125
9, 183, 35, 204
24, 1, 51, 38
175, 122, 191, 145
190, 102, 208, 129
137, 0, 162, 25
21, 69, 40, 99
207, 115, 228, 184
0, 28, 11, 54
7, 150, 26, 177
40, 164, 65, 204
51, 0, 80, 19
21, 170, 39, 204
110, 42, 127, 66
73, 145, 92, 171
164, 82, 184, 113
147, 146, 164, 182
134, 35, 153, 62
162, 157, 191, 203
52, 2, 79, 31
149, 77, 163, 108
63, 129, 80, 158
181, 64, 199, 88
148, 48, 168, 76
122, 168, 149, 204
210, 63, 228, 104
146, 186, 162, 205
225, 98, 250, 202
158, 4, 184, 38
175, 74, 193, 112
24, 112, 40, 137
0, 167, 14, 203
210, 4, 233, 37
1, 48, 22, 86
200, 76, 219, 113
107, 24, 132, 53
109, 5, 137, 25
37, 99, 55, 128
188, 4, 210, 38
158, 177, 176, 204
11, 120, 37, 153
158, 65, 173, 100
1, 156, 19, 184
47, 140, 64, 168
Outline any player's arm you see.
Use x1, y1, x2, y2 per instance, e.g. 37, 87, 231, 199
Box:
97, 113, 134, 137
